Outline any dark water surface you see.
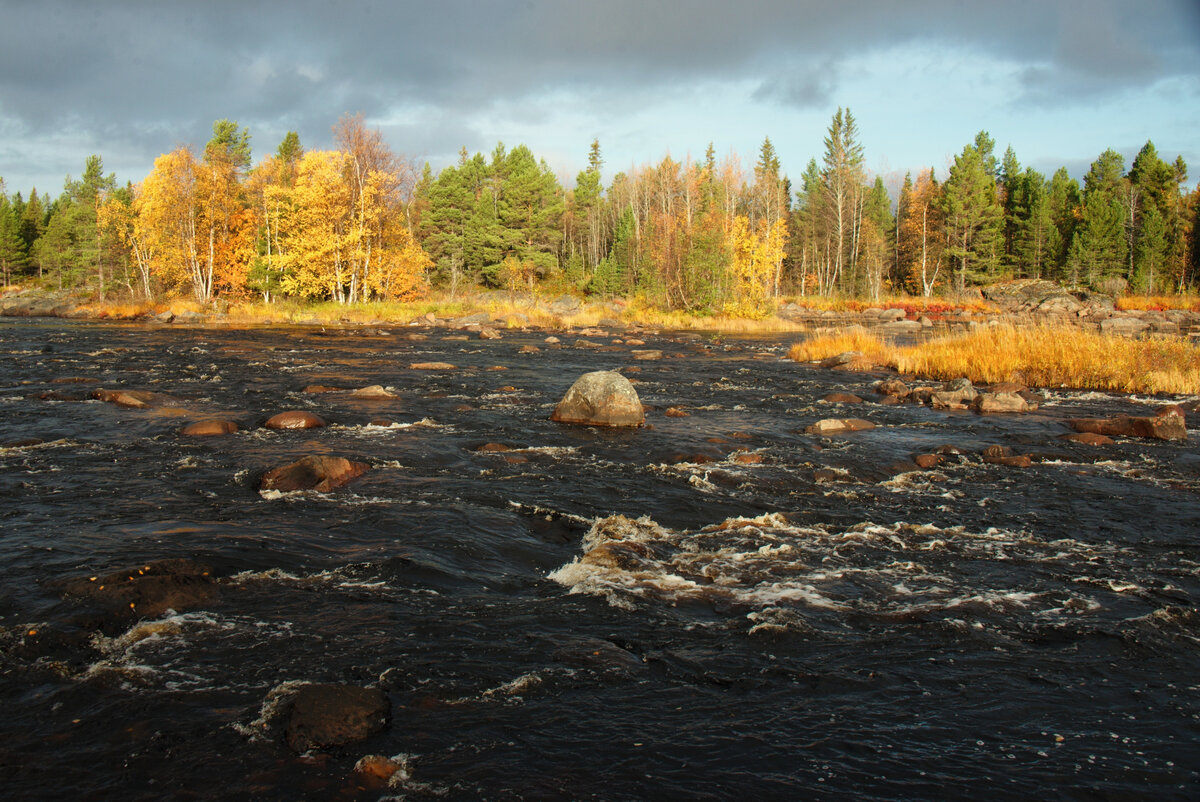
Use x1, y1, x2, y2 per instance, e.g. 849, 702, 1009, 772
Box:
0, 320, 1197, 800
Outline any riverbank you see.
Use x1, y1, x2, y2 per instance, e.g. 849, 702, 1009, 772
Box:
5, 280, 1199, 337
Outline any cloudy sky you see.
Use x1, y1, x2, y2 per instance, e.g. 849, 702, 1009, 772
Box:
1, 0, 1198, 199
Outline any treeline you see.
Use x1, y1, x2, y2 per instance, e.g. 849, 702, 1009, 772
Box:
2, 109, 1198, 312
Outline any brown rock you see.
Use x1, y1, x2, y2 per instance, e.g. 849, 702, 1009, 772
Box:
409, 361, 457, 370
474, 443, 512, 452
875, 379, 911, 398
355, 755, 406, 783
664, 406, 690, 417
479, 327, 502, 339
264, 410, 327, 430
283, 684, 389, 753
823, 392, 864, 404
260, 455, 369, 493
1059, 432, 1115, 446
913, 453, 942, 469
972, 392, 1035, 414
631, 349, 663, 361
302, 385, 343, 394
984, 454, 1033, 468
805, 418, 876, 435
91, 389, 162, 408
990, 381, 1028, 394
181, 419, 239, 436
352, 385, 395, 399
1067, 406, 1187, 441
732, 452, 763, 464
519, 345, 541, 354
551, 371, 645, 427
59, 558, 217, 619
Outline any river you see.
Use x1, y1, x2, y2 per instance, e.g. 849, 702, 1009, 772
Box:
0, 319, 1197, 800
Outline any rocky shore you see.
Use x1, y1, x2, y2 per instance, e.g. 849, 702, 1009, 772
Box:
3, 280, 1198, 337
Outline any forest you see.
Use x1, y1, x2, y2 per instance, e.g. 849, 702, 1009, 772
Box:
1, 109, 1197, 315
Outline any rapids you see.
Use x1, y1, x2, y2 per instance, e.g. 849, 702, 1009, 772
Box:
0, 319, 1197, 800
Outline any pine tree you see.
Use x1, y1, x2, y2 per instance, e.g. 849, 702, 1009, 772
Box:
0, 183, 28, 285
1046, 168, 1081, 283
1069, 149, 1127, 290
942, 133, 1002, 291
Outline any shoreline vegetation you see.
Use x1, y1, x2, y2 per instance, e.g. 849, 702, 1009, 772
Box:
4, 281, 1199, 397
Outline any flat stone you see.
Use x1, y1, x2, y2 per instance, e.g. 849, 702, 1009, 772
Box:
260, 455, 369, 492
805, 417, 876, 435
409, 362, 456, 370
352, 385, 395, 399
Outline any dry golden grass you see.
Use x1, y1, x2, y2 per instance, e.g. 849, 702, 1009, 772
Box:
1115, 294, 1200, 312
789, 324, 1200, 394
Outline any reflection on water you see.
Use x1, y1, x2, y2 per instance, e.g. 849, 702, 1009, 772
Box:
0, 319, 1198, 799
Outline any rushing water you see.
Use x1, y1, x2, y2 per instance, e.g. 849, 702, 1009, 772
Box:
0, 319, 1197, 800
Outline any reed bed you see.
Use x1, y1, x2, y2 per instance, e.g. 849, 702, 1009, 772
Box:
789, 324, 1200, 394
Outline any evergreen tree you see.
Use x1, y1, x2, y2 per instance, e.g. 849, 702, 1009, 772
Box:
1069, 149, 1127, 289
1046, 168, 1081, 282
942, 133, 1002, 290
820, 108, 866, 294
19, 189, 45, 275
1012, 168, 1051, 279
0, 183, 28, 285
999, 145, 1022, 275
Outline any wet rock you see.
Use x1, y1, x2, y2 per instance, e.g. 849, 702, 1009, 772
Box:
3, 437, 45, 448
631, 349, 663, 361
354, 754, 407, 783
479, 327, 502, 340
302, 385, 344, 394
260, 455, 370, 493
352, 385, 395, 399
981, 445, 1032, 468
1066, 405, 1187, 441
264, 410, 327, 430
990, 381, 1028, 394
731, 452, 763, 464
972, 392, 1036, 414
551, 370, 645, 427
552, 637, 644, 672
181, 419, 239, 436
401, 333, 428, 341
518, 345, 541, 354
283, 684, 390, 753
408, 361, 456, 370
875, 379, 911, 398
474, 442, 512, 452
90, 389, 164, 409
823, 392, 864, 404
913, 453, 943, 469
664, 406, 690, 417
574, 339, 603, 349
59, 558, 218, 620
805, 418, 876, 435
1059, 432, 1115, 446
931, 378, 978, 410
544, 336, 561, 344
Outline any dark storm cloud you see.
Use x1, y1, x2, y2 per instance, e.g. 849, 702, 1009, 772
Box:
1, 0, 1197, 191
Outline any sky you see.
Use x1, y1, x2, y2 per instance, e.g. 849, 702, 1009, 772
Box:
1, 0, 1198, 201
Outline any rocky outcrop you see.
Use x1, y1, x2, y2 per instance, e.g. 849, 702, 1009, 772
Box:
282, 683, 390, 753
1066, 405, 1187, 441
551, 371, 645, 427
260, 455, 370, 492
264, 410, 327, 429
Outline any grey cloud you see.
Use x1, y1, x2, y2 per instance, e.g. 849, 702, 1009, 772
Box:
1, 0, 1198, 191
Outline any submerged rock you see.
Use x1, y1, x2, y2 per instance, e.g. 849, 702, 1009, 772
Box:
1059, 432, 1115, 446
264, 410, 327, 430
58, 558, 218, 620
181, 419, 239, 436
823, 392, 864, 404
90, 388, 166, 409
260, 455, 369, 492
282, 683, 390, 753
551, 371, 645, 427
408, 361, 456, 370
352, 385, 396, 399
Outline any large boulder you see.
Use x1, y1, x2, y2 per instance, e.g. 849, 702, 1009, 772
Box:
260, 455, 370, 492
283, 684, 390, 753
551, 371, 645, 427
1066, 405, 1187, 441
